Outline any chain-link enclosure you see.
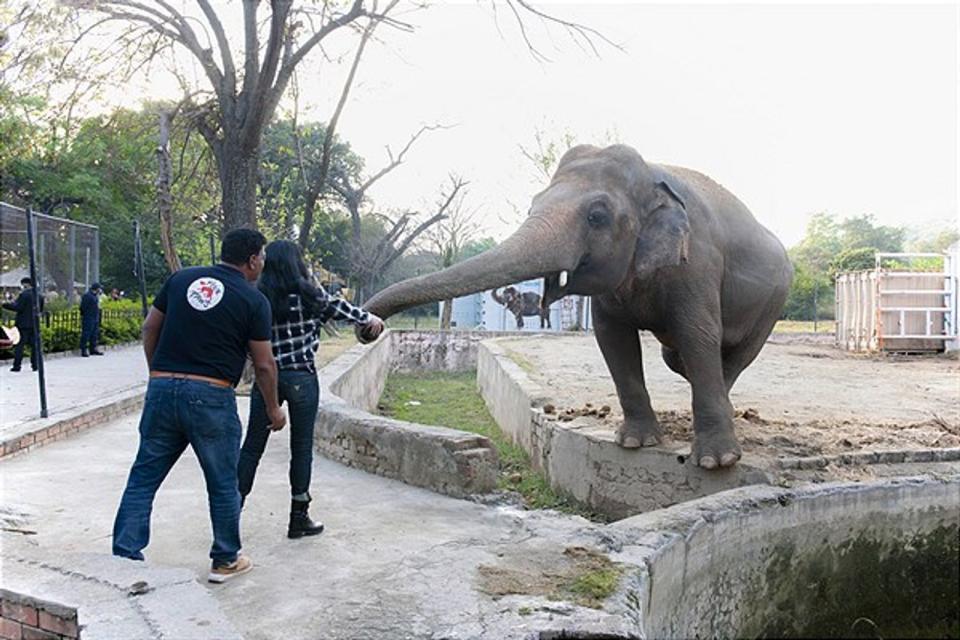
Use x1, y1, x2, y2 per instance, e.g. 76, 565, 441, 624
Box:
1, 202, 100, 306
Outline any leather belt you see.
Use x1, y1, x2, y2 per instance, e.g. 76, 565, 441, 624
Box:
150, 371, 232, 388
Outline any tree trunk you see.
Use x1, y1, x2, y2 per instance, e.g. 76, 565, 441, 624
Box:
157, 111, 182, 273
440, 298, 453, 329
218, 139, 260, 231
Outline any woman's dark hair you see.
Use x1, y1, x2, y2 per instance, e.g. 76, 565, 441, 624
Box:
257, 240, 325, 322
220, 228, 267, 266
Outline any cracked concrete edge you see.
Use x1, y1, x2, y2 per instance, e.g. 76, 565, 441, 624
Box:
1, 547, 241, 640
776, 446, 960, 469
0, 386, 144, 460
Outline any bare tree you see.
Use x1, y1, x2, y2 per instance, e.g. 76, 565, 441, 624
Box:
66, 0, 411, 231
426, 187, 479, 328
155, 108, 181, 272
60, 1, 614, 232
330, 141, 466, 301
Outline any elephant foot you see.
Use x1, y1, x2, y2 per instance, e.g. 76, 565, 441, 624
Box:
691, 426, 742, 469
615, 417, 663, 449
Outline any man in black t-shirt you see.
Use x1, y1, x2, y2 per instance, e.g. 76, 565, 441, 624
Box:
112, 229, 286, 583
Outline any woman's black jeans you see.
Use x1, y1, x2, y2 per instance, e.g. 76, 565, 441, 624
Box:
238, 369, 320, 499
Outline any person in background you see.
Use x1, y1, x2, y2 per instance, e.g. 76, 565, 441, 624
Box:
3, 277, 43, 372
112, 229, 286, 584
237, 240, 383, 539
110, 288, 122, 301
80, 282, 104, 357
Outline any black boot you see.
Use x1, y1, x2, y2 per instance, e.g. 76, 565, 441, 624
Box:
288, 497, 324, 539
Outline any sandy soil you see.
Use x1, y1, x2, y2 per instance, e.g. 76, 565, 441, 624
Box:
500, 334, 960, 459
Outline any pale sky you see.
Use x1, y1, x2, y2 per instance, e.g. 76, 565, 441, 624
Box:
118, 2, 959, 247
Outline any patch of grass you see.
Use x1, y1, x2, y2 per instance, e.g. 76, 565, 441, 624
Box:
568, 567, 623, 608
774, 320, 835, 334
379, 370, 607, 521
383, 314, 438, 330
504, 349, 538, 376
478, 546, 623, 610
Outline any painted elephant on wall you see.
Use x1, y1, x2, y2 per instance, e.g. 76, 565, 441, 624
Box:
364, 145, 792, 469
491, 286, 551, 329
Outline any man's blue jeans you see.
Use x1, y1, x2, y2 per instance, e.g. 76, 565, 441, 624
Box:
238, 370, 320, 499
113, 378, 243, 565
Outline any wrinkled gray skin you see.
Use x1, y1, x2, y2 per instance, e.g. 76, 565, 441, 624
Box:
365, 145, 793, 469
491, 286, 551, 329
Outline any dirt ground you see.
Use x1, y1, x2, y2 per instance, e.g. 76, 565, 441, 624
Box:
501, 333, 960, 459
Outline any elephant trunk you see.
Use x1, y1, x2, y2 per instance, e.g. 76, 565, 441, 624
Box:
365, 217, 574, 319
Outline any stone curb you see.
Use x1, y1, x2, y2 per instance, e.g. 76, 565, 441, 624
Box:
0, 386, 144, 460
604, 474, 960, 639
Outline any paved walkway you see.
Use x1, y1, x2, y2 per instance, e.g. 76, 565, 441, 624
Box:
0, 345, 148, 436
1, 399, 625, 640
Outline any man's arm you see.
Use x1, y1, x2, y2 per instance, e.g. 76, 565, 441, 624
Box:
141, 307, 165, 367
2, 292, 27, 313
248, 340, 287, 431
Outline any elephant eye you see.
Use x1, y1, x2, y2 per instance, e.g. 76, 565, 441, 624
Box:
586, 205, 609, 228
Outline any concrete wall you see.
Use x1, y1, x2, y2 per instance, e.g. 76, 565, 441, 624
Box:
477, 338, 771, 519
390, 330, 508, 374
316, 331, 506, 498
610, 476, 960, 639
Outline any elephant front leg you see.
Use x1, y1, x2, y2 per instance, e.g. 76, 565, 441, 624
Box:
676, 333, 741, 469
592, 310, 661, 448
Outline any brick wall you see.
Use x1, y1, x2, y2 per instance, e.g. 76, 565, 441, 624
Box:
0, 590, 79, 640
0, 393, 143, 459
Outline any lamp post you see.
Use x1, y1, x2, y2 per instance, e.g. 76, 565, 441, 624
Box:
25, 207, 48, 418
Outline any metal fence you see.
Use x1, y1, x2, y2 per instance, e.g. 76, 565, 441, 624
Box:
0, 307, 142, 350
0, 202, 100, 306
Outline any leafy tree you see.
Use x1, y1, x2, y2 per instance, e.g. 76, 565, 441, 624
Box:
785, 212, 905, 320
258, 119, 363, 251
1, 105, 218, 295
829, 246, 876, 276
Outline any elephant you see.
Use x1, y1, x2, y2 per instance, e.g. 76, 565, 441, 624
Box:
364, 144, 793, 469
491, 286, 551, 329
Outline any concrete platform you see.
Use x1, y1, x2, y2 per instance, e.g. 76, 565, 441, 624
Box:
0, 398, 633, 640
3, 330, 957, 638
477, 334, 960, 518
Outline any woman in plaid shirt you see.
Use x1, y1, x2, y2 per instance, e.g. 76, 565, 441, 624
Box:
238, 240, 383, 538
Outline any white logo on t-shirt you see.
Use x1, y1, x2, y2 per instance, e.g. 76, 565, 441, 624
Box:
186, 278, 224, 311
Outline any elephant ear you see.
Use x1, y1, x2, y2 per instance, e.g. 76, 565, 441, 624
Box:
634, 180, 691, 278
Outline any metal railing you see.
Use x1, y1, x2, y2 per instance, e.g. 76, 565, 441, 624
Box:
2, 307, 142, 349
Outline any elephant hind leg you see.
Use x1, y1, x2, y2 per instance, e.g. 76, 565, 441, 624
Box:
661, 345, 689, 381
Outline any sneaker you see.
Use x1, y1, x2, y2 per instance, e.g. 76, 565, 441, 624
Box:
207, 554, 253, 583
91, 351, 104, 356
9, 367, 20, 372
